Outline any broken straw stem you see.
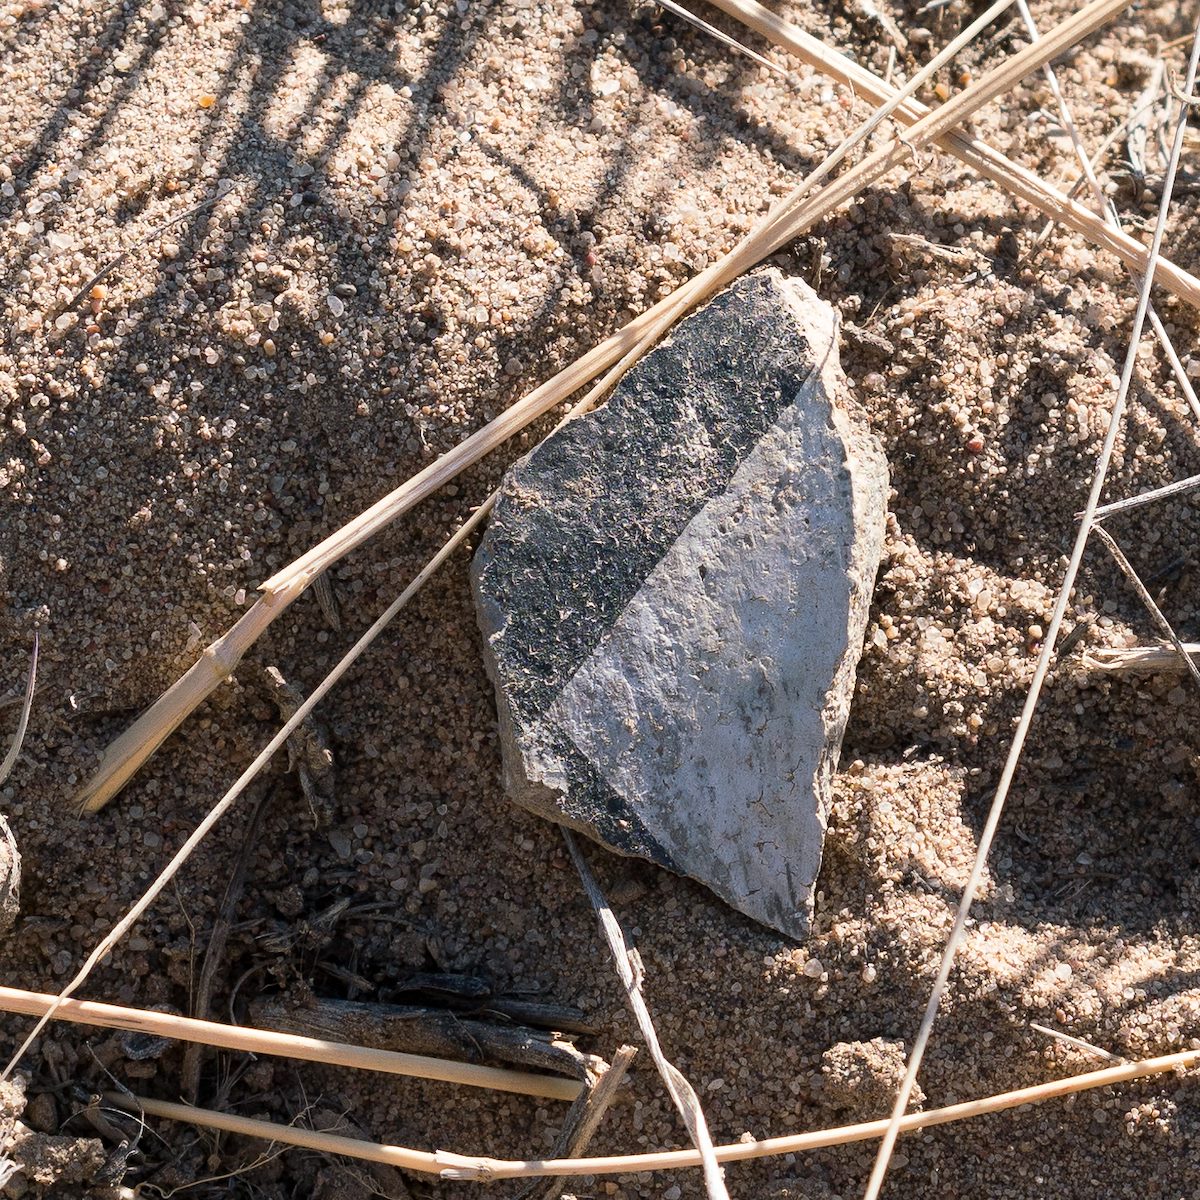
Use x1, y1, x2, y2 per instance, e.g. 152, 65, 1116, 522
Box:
1081, 643, 1200, 674
0, 985, 579, 1101
706, 0, 1200, 305
106, 1044, 1200, 1180
79, 579, 307, 813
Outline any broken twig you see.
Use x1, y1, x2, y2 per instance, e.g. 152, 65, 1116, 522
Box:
0, 985, 579, 1101
0, 633, 38, 788
104, 1043, 1200, 1180
250, 995, 595, 1081
513, 1045, 638, 1200
563, 830, 728, 1200
1091, 525, 1200, 693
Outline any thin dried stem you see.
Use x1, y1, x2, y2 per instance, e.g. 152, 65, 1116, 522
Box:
861, 17, 1200, 1199
1091, 525, 1200, 691
0, 984, 579, 1101
106, 1044, 1200, 1180
1091, 470, 1200, 519
77, 0, 1148, 814
1029, 1021, 1124, 1064
66, 186, 236, 312
0, 633, 37, 787
707, 0, 1200, 302
563, 831, 727, 1200
656, 0, 792, 78
1083, 642, 1200, 673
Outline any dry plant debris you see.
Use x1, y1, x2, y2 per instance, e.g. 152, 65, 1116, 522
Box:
72, 0, 1194, 816
4, 0, 1200, 1196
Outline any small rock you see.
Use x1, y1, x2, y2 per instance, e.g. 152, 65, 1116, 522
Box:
472, 269, 888, 938
820, 1037, 924, 1113
22, 1093, 56, 1135
326, 294, 345, 318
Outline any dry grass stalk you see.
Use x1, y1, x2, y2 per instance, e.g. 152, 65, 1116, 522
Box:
1091, 470, 1200, 519
1029, 1021, 1124, 1064
1092, 525, 1200, 691
0, 633, 37, 787
706, 0, 1200, 304
656, 0, 792, 79
563, 831, 727, 1199
861, 18, 1200, 1199
0, 984, 580, 1101
1082, 642, 1200, 673
77, 0, 1172, 815
107, 1044, 1200, 1181
107, 1092, 447, 1175
513, 1044, 638, 1200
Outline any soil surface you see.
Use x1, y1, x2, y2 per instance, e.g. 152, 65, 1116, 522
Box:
2, 0, 1200, 1197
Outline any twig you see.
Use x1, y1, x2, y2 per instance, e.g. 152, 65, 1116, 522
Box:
250, 995, 595, 1080
4, 501, 495, 1076
105, 1043, 1200, 1179
180, 788, 275, 1103
563, 830, 728, 1200
1082, 642, 1200, 673
1091, 470, 1200, 519
514, 1045, 638, 1200
1091, 525, 1200, 692
861, 16, 1200, 1200
75, 0, 1187, 815
0, 633, 37, 787
65, 187, 235, 312
0, 984, 579, 1101
1029, 1022, 1124, 1064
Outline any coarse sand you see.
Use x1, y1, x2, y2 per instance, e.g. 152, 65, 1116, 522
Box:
3, 0, 1200, 1196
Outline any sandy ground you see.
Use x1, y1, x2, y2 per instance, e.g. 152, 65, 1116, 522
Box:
3, 0, 1200, 1196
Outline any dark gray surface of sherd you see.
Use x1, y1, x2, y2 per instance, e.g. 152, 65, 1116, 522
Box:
472, 269, 888, 939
